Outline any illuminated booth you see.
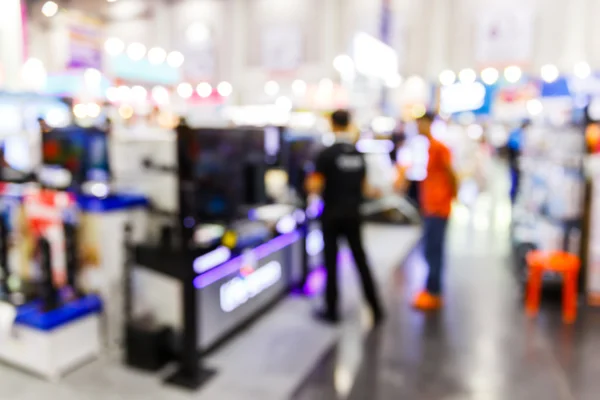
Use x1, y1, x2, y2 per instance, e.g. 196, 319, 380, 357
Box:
0, 129, 104, 381
39, 125, 149, 353
130, 123, 304, 388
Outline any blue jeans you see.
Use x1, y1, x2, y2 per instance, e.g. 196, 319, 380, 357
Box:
423, 216, 448, 295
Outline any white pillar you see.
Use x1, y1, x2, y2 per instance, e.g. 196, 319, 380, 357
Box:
426, 0, 451, 78
152, 0, 173, 49
0, 0, 25, 89
230, 0, 246, 100
561, 0, 588, 69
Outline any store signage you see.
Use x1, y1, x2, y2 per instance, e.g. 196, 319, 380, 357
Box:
475, 7, 533, 65
440, 82, 486, 114
109, 55, 181, 85
66, 11, 103, 70
193, 246, 231, 274
219, 260, 282, 312
262, 25, 303, 71
352, 32, 398, 80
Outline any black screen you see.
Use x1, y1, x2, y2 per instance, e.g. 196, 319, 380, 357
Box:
184, 128, 268, 222
283, 134, 323, 196
42, 127, 110, 188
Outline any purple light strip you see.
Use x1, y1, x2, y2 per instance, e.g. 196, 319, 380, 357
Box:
193, 230, 302, 289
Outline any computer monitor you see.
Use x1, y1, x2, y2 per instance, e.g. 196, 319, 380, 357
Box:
42, 126, 110, 190
180, 127, 270, 223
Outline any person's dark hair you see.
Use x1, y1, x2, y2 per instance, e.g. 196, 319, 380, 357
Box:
417, 111, 436, 123
331, 109, 351, 129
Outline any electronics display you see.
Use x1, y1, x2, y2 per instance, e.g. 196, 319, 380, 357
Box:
181, 127, 268, 223
281, 132, 323, 198
42, 127, 110, 189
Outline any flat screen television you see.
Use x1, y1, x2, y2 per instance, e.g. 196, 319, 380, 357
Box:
0, 134, 34, 183
281, 132, 323, 197
180, 127, 269, 223
42, 127, 110, 190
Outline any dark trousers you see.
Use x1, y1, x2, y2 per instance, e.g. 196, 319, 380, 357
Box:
322, 216, 382, 316
510, 167, 520, 204
423, 216, 449, 295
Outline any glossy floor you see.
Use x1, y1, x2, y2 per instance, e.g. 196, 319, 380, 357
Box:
0, 224, 421, 400
294, 186, 598, 399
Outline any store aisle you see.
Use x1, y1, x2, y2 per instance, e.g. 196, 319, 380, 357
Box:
0, 224, 421, 400
293, 162, 600, 400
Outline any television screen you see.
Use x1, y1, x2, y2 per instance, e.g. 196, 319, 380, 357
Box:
0, 134, 33, 183
282, 134, 323, 195
42, 127, 110, 188
182, 128, 269, 222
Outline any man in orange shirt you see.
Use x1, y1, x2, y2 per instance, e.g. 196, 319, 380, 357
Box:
411, 112, 457, 310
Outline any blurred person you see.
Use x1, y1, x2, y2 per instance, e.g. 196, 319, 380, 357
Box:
397, 112, 457, 311
305, 109, 384, 324
507, 120, 530, 203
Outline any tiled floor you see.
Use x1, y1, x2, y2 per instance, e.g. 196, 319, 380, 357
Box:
294, 167, 600, 400
8, 162, 600, 399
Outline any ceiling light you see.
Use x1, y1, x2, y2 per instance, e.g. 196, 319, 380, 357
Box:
131, 85, 147, 101
86, 103, 101, 118
106, 87, 119, 103
439, 70, 456, 86
574, 61, 591, 79
167, 51, 185, 68
127, 43, 146, 61
264, 81, 279, 96
459, 68, 476, 84
292, 79, 307, 96
148, 47, 167, 65
177, 83, 193, 99
527, 99, 543, 115
540, 64, 559, 83
42, 1, 59, 18
196, 82, 212, 98
504, 66, 522, 83
333, 54, 354, 75
480, 67, 499, 85
104, 38, 125, 56
275, 96, 293, 111
386, 74, 403, 88
73, 104, 87, 119
217, 81, 233, 97
186, 23, 211, 45
152, 86, 170, 105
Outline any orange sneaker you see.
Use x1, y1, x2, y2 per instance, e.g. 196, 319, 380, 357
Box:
412, 291, 443, 311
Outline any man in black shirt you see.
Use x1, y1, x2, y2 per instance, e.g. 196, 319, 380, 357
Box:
306, 110, 383, 324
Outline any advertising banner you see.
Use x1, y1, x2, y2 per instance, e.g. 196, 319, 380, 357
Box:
475, 7, 533, 66
261, 25, 303, 71
65, 11, 103, 70
22, 188, 77, 286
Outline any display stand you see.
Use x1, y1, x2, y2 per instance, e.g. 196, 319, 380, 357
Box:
129, 122, 215, 390
164, 123, 216, 388
512, 124, 587, 287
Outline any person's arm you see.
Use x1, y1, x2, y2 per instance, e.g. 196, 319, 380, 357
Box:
393, 164, 410, 192
305, 172, 324, 195
305, 150, 327, 196
442, 147, 458, 198
362, 179, 382, 199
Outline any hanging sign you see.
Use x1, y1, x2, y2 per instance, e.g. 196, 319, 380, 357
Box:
475, 7, 533, 66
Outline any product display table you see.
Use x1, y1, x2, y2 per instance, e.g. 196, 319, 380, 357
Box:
0, 295, 102, 381
76, 192, 149, 351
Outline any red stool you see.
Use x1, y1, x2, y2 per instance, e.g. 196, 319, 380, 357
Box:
525, 250, 581, 324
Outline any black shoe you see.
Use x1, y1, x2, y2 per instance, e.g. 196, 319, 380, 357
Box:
313, 309, 340, 325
